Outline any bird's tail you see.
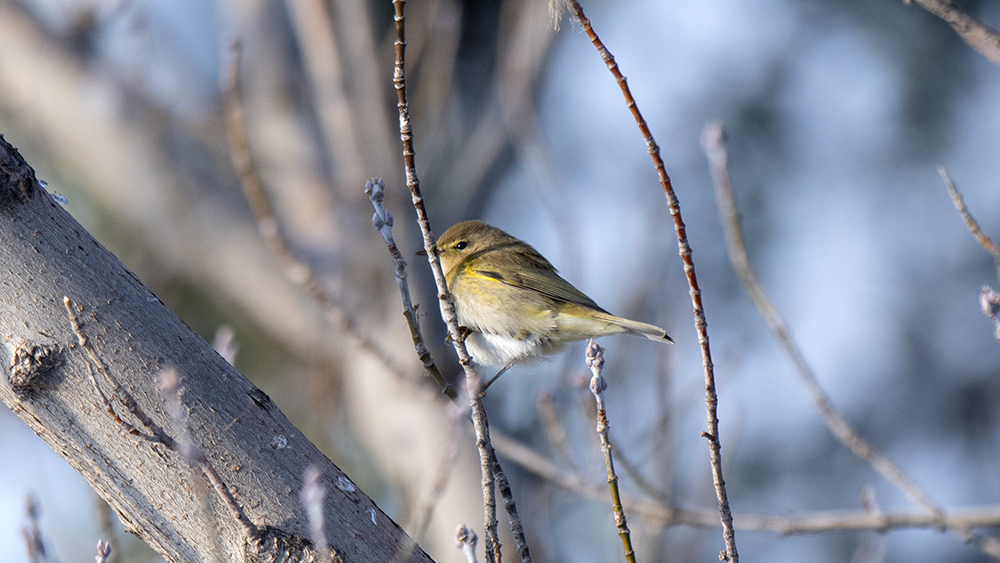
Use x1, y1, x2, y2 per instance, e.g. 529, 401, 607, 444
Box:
590, 311, 673, 343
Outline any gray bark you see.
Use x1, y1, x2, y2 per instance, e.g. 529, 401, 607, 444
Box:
0, 135, 434, 562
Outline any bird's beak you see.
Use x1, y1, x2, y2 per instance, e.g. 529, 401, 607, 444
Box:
415, 249, 428, 256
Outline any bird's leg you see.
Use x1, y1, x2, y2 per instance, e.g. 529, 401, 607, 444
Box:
479, 361, 517, 397
445, 326, 472, 344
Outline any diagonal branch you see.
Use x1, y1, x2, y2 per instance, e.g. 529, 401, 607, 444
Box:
939, 165, 1000, 270
0, 135, 433, 562
702, 121, 1000, 559
905, 0, 1000, 66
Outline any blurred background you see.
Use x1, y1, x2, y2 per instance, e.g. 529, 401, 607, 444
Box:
1, 0, 999, 561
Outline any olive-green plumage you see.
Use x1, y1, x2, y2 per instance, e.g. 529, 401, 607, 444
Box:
436, 220, 672, 367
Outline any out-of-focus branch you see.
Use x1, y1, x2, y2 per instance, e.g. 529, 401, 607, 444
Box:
564, 2, 738, 561
702, 121, 1000, 558
283, 0, 364, 191
221, 40, 411, 381
939, 166, 1000, 271
22, 495, 52, 563
491, 430, 1000, 535
905, 0, 1000, 66
335, 0, 396, 167
0, 3, 335, 366
457, 526, 480, 563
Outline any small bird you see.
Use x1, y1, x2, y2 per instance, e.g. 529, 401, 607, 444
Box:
435, 220, 672, 375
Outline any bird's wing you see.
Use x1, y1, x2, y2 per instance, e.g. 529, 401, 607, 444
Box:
470, 257, 607, 313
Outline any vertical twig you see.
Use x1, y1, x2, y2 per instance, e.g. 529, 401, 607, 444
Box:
392, 2, 503, 560
22, 495, 52, 563
563, 2, 738, 560
586, 340, 637, 563
367, 176, 531, 560
94, 496, 119, 563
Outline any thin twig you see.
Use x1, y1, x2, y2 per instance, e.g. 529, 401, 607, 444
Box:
366, 177, 457, 400
393, 403, 467, 563
702, 121, 1000, 558
94, 496, 119, 563
586, 340, 637, 563
607, 433, 670, 503
535, 391, 578, 472
490, 450, 532, 563
283, 0, 364, 189
410, 404, 465, 539
938, 166, 1000, 340
939, 165, 1000, 270
157, 368, 263, 544
905, 0, 1000, 66
849, 487, 886, 563
392, 2, 504, 561
564, 2, 738, 560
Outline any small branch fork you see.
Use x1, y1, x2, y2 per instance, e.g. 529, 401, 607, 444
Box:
63, 297, 262, 545
563, 1, 738, 560
702, 122, 1000, 558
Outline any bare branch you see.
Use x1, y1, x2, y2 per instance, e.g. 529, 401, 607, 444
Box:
492, 429, 1000, 535
939, 165, 1000, 270
564, 3, 738, 560
906, 0, 1000, 66
391, 2, 505, 560
0, 135, 433, 563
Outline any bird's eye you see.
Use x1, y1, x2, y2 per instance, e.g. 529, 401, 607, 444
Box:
455, 241, 468, 250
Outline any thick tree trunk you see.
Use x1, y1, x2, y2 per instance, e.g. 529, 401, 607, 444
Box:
0, 135, 434, 562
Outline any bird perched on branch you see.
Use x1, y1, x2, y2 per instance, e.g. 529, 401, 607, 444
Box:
434, 220, 672, 381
